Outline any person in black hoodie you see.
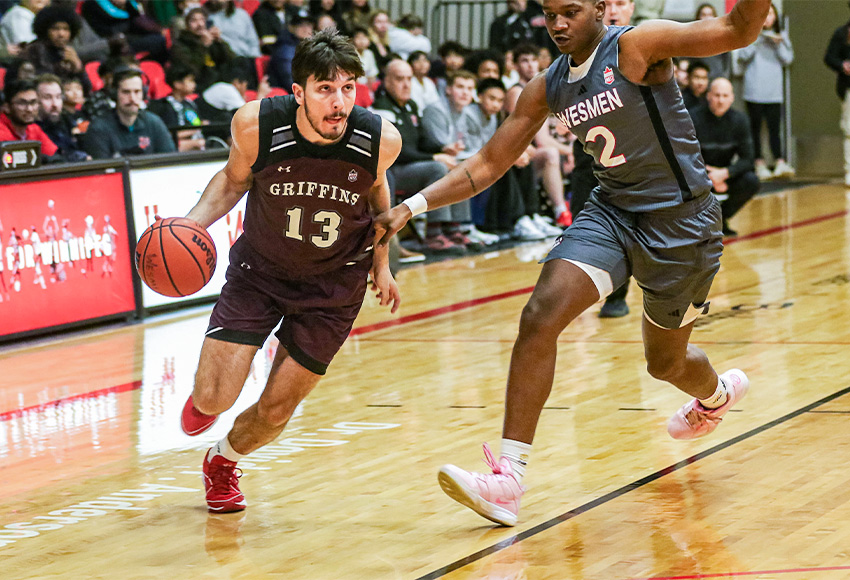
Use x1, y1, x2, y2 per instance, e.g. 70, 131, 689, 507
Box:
80, 0, 168, 63
171, 7, 236, 93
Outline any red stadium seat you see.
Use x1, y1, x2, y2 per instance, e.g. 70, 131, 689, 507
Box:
0, 67, 5, 91
239, 0, 261, 15
140, 61, 170, 99
85, 61, 103, 91
355, 82, 373, 108
254, 55, 271, 82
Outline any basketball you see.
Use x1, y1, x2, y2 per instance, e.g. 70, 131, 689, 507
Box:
135, 217, 217, 297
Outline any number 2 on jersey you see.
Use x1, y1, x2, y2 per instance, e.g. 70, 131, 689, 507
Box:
585, 125, 626, 168
285, 207, 342, 248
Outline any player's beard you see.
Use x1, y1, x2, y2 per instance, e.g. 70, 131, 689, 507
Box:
303, 99, 348, 142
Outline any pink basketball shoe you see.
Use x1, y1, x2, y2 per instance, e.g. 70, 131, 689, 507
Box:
667, 369, 749, 440
438, 443, 525, 526
203, 450, 246, 513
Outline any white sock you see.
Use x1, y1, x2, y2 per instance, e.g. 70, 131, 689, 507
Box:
553, 202, 568, 216
500, 439, 531, 481
699, 376, 729, 409
207, 436, 244, 463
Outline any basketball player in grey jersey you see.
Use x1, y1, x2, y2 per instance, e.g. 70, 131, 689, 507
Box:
376, 0, 770, 526
178, 30, 402, 514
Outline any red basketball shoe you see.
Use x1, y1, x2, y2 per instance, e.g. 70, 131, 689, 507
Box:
181, 395, 218, 436
203, 451, 246, 513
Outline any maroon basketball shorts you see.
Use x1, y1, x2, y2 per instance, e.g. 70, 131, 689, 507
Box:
207, 238, 370, 375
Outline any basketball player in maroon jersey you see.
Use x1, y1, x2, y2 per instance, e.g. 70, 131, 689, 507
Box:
179, 29, 402, 513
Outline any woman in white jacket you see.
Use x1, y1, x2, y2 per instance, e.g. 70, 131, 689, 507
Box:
737, 3, 794, 179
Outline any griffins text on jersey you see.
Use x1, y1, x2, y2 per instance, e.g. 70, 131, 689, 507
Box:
554, 88, 624, 130
268, 180, 362, 206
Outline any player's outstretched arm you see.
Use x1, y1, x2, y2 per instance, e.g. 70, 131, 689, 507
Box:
623, 0, 770, 67
185, 101, 260, 228
374, 74, 550, 246
369, 118, 402, 313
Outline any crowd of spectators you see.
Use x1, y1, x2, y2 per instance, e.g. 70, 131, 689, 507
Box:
0, 0, 797, 256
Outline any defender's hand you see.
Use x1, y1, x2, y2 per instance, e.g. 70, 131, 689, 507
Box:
374, 204, 413, 248
370, 264, 400, 313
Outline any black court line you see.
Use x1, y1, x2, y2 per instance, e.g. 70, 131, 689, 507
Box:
366, 404, 402, 408
449, 405, 486, 409
415, 384, 850, 580
542, 406, 571, 410
807, 409, 850, 414
619, 407, 657, 411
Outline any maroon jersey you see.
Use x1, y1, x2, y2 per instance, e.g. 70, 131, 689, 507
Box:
245, 95, 382, 277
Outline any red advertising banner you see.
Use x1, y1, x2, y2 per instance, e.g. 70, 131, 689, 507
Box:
0, 172, 136, 337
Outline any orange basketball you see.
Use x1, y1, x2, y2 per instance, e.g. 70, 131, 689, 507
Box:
135, 217, 217, 297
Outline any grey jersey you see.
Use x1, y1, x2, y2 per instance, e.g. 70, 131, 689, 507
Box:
546, 26, 712, 212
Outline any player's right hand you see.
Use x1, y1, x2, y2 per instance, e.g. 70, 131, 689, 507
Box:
374, 204, 412, 248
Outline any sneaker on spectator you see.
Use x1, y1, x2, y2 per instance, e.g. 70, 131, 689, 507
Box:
772, 160, 795, 179
512, 215, 547, 241
449, 231, 485, 251
465, 224, 500, 246
423, 233, 466, 254
531, 214, 565, 237
398, 246, 426, 264
755, 163, 773, 181
555, 209, 573, 227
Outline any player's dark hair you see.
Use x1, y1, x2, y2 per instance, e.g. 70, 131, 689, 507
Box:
477, 77, 505, 94
292, 28, 364, 87
687, 60, 710, 76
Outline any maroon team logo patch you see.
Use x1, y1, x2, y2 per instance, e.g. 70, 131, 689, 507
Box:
348, 170, 358, 182
603, 66, 615, 85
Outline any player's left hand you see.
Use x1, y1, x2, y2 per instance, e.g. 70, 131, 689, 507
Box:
374, 204, 412, 247
370, 265, 400, 313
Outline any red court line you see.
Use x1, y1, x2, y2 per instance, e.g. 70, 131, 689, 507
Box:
626, 564, 850, 579
2, 206, 846, 421
0, 380, 142, 422
724, 209, 848, 245
349, 285, 535, 336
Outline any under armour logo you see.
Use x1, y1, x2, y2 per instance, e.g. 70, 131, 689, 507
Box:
578, 85, 587, 95
240, 262, 251, 270
668, 309, 681, 318
278, 166, 291, 173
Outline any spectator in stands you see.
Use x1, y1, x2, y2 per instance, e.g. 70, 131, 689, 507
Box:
351, 26, 378, 86
268, 14, 314, 92
682, 60, 710, 113
372, 58, 469, 253
81, 0, 168, 64
737, 2, 794, 180
61, 77, 89, 133
80, 57, 132, 121
147, 64, 205, 152
432, 40, 467, 96
503, 44, 570, 233
172, 7, 236, 93
341, 0, 371, 37
315, 13, 337, 33
409, 50, 440, 113
694, 3, 731, 79
674, 57, 690, 89
691, 78, 760, 237
310, 0, 345, 32
205, 0, 261, 59
501, 50, 520, 90
83, 67, 175, 158
4, 57, 38, 82
489, 0, 552, 55
0, 78, 58, 159
253, 0, 287, 55
367, 9, 392, 73
21, 5, 91, 92
285, 0, 311, 22
35, 73, 89, 162
388, 14, 430, 61
465, 49, 503, 81
196, 60, 270, 130
421, 70, 497, 248
825, 3, 850, 187
0, 0, 48, 50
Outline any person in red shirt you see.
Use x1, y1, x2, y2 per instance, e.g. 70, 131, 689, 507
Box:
0, 78, 59, 158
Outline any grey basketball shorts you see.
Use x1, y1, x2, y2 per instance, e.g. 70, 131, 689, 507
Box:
543, 193, 723, 329
206, 237, 370, 375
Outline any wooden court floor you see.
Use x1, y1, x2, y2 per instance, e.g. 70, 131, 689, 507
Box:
2, 182, 850, 580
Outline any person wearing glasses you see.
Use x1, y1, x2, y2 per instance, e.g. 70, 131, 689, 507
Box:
0, 78, 59, 160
